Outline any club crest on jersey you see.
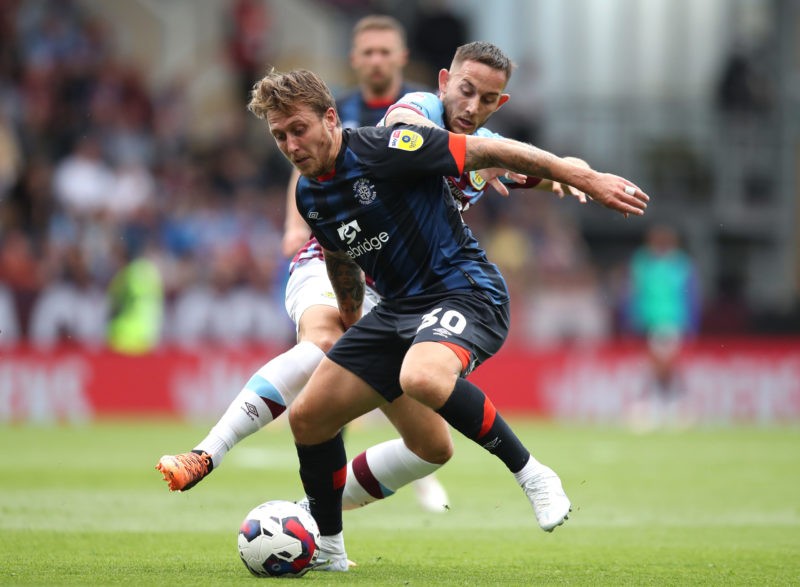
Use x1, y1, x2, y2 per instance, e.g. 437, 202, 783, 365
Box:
468, 170, 487, 191
353, 177, 377, 205
337, 219, 361, 244
388, 129, 424, 151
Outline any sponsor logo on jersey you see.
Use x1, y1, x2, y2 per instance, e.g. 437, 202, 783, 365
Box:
388, 129, 424, 151
468, 170, 487, 190
308, 210, 319, 220
336, 219, 391, 259
346, 231, 390, 259
353, 177, 377, 205
337, 219, 361, 244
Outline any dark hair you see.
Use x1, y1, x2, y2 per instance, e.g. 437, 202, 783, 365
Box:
248, 68, 337, 122
452, 41, 515, 81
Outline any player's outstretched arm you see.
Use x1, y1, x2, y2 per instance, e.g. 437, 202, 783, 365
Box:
323, 248, 365, 329
463, 135, 649, 217
534, 156, 591, 203
282, 167, 311, 257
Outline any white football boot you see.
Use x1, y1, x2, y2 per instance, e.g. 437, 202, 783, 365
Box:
312, 532, 355, 572
521, 464, 571, 532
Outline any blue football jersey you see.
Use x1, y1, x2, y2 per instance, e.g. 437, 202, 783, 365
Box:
337, 83, 425, 129
295, 125, 509, 305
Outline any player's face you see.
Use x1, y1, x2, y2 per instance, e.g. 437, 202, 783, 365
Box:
350, 29, 407, 97
268, 106, 338, 177
438, 60, 509, 135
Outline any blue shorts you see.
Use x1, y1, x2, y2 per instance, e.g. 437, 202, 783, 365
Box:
326, 291, 510, 402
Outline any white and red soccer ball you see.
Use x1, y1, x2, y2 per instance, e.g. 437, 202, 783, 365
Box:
237, 500, 320, 578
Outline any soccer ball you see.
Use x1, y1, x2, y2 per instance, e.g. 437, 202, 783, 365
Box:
237, 500, 320, 578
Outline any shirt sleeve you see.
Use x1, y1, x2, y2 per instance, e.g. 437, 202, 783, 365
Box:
381, 92, 444, 126
350, 125, 463, 180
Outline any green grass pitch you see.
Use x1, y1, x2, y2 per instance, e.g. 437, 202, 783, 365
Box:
0, 419, 797, 585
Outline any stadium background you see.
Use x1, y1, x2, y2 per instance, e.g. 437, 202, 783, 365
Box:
0, 0, 798, 424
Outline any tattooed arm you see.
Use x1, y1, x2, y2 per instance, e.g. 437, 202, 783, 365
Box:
323, 248, 365, 329
462, 134, 650, 217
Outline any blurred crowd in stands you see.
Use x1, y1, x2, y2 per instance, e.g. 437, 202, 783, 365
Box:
0, 0, 297, 351
0, 0, 762, 355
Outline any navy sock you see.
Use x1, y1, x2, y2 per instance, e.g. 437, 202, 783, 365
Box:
295, 432, 347, 535
436, 378, 530, 474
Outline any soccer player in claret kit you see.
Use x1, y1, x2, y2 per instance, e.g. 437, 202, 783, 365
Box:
248, 68, 648, 570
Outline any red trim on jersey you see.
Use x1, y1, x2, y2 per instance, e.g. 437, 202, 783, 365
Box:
317, 168, 336, 181
365, 97, 396, 109
439, 341, 471, 372
448, 133, 466, 175
333, 464, 347, 490
479, 397, 497, 438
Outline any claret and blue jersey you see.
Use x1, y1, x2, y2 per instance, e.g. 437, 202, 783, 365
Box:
382, 91, 512, 210
295, 124, 509, 305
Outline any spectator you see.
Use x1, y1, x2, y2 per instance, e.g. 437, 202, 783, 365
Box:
28, 243, 107, 348
0, 229, 41, 336
107, 237, 163, 355
0, 284, 20, 346
624, 224, 700, 430
52, 134, 114, 217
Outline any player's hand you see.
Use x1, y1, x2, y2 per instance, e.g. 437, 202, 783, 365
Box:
586, 173, 649, 217
479, 167, 527, 197
282, 228, 310, 258
549, 181, 588, 203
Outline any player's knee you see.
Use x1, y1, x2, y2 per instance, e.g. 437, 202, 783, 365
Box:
287, 405, 310, 444
301, 330, 340, 354
399, 368, 454, 406
288, 401, 324, 445
417, 439, 453, 465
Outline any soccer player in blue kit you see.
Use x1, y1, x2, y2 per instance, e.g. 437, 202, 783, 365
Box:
158, 39, 590, 532
158, 15, 451, 514
247, 68, 649, 570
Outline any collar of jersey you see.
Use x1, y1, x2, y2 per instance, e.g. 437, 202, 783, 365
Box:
315, 133, 351, 181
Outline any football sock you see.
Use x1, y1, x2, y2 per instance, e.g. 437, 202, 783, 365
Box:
319, 531, 346, 557
512, 455, 545, 486
195, 341, 324, 468
296, 432, 347, 536
342, 439, 442, 509
436, 377, 530, 474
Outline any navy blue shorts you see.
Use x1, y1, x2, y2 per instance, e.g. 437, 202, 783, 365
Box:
326, 291, 510, 402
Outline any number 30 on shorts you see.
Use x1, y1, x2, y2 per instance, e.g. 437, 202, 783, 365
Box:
417, 307, 467, 334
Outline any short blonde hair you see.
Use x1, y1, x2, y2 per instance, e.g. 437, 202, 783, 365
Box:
248, 68, 337, 123
351, 14, 406, 47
